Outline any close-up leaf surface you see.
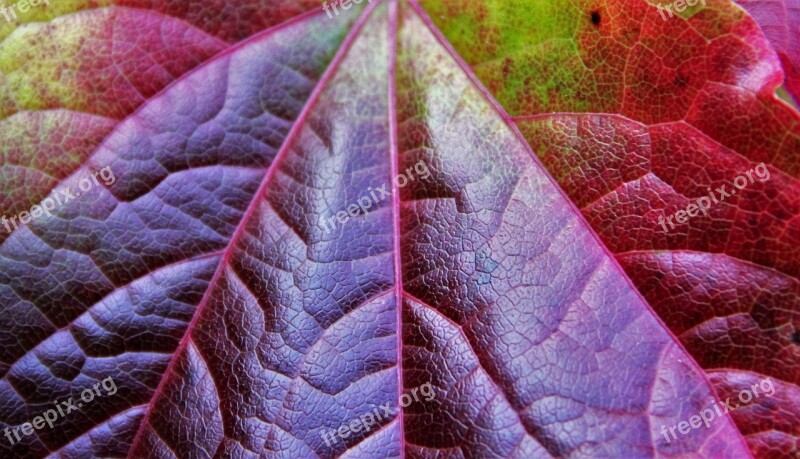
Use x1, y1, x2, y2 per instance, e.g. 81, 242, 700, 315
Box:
734, 0, 799, 102
420, 0, 800, 456
0, 0, 797, 458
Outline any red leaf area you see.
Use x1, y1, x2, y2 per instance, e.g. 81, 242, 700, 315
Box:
479, 0, 800, 456
0, 0, 795, 458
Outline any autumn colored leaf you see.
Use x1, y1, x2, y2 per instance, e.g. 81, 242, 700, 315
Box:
0, 0, 322, 245
0, 0, 795, 458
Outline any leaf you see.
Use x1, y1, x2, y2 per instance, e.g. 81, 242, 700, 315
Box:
0, 7, 224, 242
0, 0, 323, 234
0, 0, 788, 458
0, 7, 358, 457
421, 0, 800, 456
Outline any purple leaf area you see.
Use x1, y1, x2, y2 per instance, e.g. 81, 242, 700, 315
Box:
0, 1, 753, 458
